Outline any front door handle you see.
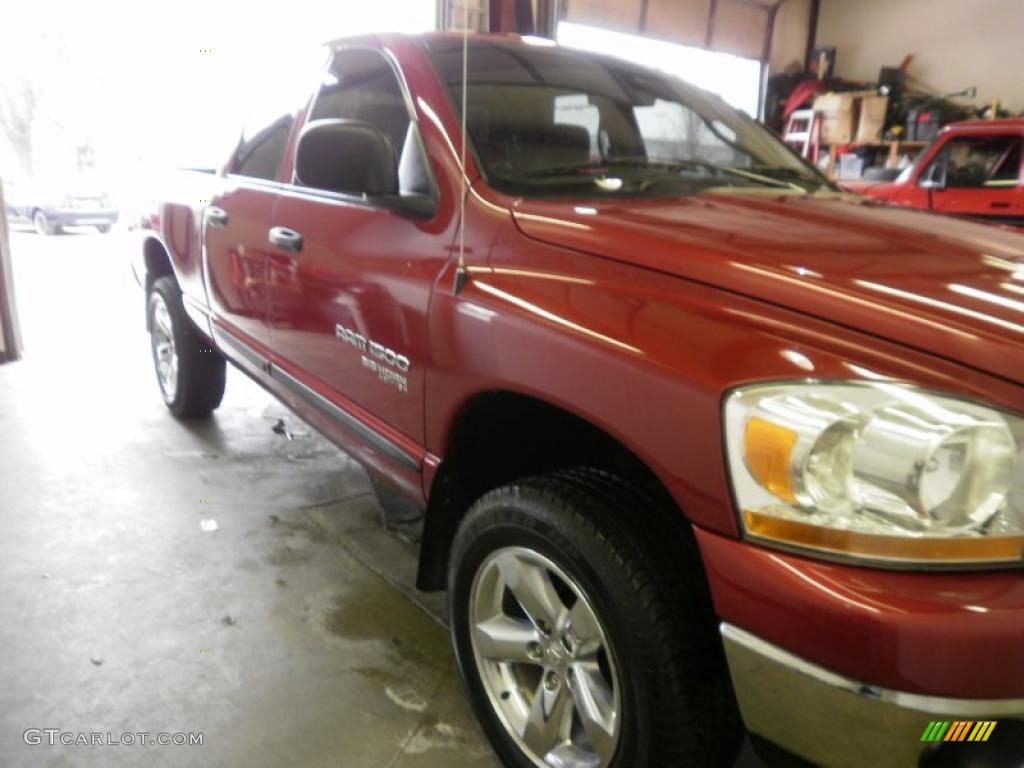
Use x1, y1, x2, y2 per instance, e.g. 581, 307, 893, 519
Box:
989, 201, 1012, 209
268, 226, 303, 253
206, 206, 229, 228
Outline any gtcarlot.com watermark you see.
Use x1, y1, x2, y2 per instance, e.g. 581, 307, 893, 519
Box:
24, 729, 203, 746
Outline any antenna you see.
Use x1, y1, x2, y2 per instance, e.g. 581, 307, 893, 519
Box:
453, 1, 470, 295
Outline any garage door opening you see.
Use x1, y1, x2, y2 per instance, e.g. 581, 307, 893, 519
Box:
556, 21, 762, 117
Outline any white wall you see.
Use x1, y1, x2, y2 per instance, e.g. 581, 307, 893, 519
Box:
816, 0, 1024, 111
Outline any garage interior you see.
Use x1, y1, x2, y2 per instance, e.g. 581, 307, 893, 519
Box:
2, 1, 1022, 767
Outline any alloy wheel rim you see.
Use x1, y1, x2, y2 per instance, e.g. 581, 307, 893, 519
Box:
469, 546, 621, 768
150, 294, 178, 403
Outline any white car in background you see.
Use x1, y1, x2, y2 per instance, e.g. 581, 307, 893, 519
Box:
3, 176, 119, 235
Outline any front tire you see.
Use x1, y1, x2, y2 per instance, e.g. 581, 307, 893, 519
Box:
448, 470, 741, 768
33, 211, 56, 236
147, 275, 226, 418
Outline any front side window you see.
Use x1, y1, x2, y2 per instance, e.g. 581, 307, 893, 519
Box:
300, 47, 434, 198
428, 40, 829, 198
921, 135, 1022, 189
309, 49, 412, 161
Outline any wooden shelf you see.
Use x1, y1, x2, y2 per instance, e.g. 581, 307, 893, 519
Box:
824, 140, 930, 180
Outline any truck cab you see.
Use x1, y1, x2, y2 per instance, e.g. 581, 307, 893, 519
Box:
850, 118, 1024, 227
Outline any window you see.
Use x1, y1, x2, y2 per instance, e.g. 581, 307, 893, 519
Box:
633, 99, 744, 168
234, 115, 294, 181
557, 22, 761, 117
302, 48, 434, 198
923, 136, 1022, 189
551, 94, 747, 170
309, 49, 411, 160
233, 48, 328, 181
429, 39, 826, 199
553, 94, 600, 159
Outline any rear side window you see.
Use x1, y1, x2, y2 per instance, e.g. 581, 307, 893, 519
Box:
233, 48, 328, 181
309, 49, 411, 159
235, 114, 293, 180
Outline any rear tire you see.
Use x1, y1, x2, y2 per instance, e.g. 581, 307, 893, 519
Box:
97, 224, 111, 234
147, 275, 226, 418
448, 469, 741, 768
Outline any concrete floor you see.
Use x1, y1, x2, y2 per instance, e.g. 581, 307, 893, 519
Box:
0, 227, 498, 767
1, 226, 768, 768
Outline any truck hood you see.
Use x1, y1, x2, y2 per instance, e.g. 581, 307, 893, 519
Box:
839, 180, 901, 201
510, 192, 1024, 385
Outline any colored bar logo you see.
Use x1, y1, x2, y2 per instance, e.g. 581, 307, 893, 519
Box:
921, 721, 997, 742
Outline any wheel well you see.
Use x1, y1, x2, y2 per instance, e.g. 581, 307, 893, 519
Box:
416, 391, 691, 590
143, 238, 174, 288
142, 238, 174, 329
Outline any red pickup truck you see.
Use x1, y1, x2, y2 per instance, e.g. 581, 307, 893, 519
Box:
848, 119, 1024, 228
134, 34, 1024, 768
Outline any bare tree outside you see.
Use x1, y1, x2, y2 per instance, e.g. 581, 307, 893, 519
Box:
0, 80, 36, 178
0, 32, 49, 178
0, 29, 80, 180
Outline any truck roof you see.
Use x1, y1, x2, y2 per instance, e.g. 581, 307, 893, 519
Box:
320, 31, 535, 50
943, 117, 1024, 132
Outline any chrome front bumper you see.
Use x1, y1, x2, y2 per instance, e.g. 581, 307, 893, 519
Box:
722, 623, 1024, 768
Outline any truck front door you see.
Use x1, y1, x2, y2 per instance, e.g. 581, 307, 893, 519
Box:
266, 47, 447, 446
920, 133, 1024, 226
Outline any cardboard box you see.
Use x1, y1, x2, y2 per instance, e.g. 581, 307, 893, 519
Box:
813, 92, 858, 145
856, 94, 889, 144
812, 91, 888, 146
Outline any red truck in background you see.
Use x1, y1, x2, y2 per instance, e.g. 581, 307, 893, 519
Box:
846, 119, 1024, 228
134, 34, 1024, 768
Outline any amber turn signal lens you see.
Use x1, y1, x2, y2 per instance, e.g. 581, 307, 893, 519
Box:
743, 510, 1024, 564
742, 417, 798, 503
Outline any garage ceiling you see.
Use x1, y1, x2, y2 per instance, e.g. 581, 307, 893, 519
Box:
562, 0, 780, 60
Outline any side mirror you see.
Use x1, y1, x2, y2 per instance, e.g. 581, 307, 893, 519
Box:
918, 153, 948, 191
294, 119, 437, 218
295, 119, 398, 197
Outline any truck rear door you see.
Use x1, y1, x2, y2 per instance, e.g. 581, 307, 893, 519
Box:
204, 118, 291, 353
204, 53, 326, 358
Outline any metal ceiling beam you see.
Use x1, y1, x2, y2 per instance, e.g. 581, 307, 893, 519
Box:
705, 0, 718, 48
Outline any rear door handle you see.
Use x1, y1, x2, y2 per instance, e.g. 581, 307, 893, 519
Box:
206, 206, 229, 227
268, 226, 303, 253
989, 201, 1012, 209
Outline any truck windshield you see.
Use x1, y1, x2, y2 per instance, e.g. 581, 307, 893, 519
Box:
428, 39, 830, 199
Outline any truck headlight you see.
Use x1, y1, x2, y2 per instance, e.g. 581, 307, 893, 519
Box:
724, 382, 1024, 565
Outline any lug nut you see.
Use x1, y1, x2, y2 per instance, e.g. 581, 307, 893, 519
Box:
526, 641, 544, 660
544, 670, 560, 691
561, 632, 576, 655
